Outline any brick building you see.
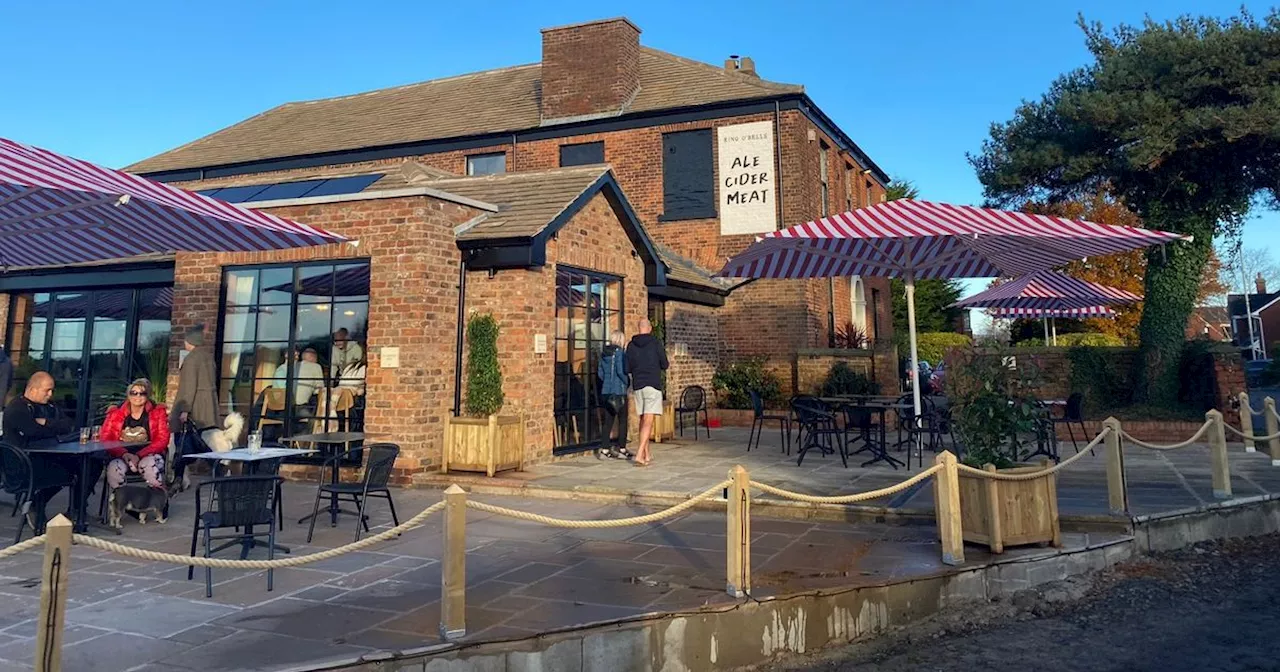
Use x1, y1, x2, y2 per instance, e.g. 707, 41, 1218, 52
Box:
0, 17, 894, 473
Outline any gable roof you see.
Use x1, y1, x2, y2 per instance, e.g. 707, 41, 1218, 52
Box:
127, 48, 803, 176
447, 165, 615, 241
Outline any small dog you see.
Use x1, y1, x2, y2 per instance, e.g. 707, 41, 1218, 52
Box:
108, 483, 171, 528
201, 412, 246, 454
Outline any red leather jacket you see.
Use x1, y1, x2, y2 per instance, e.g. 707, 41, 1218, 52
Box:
101, 402, 170, 459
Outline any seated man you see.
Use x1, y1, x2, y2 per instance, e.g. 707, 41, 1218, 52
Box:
1, 372, 101, 525
274, 347, 324, 431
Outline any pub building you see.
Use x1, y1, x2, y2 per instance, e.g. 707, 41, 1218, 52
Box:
0, 18, 894, 480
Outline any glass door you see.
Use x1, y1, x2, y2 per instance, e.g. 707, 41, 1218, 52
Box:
554, 267, 622, 454
6, 288, 172, 426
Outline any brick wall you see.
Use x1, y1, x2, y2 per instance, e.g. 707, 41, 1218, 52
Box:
662, 301, 719, 401
171, 195, 477, 481
794, 347, 899, 397
540, 19, 641, 120
464, 192, 649, 463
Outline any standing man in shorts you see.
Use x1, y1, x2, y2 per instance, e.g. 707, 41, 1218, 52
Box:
626, 319, 668, 466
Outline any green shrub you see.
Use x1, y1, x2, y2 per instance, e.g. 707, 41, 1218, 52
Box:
946, 344, 1044, 469
712, 359, 783, 409
1015, 338, 1046, 347
1177, 340, 1219, 412
821, 362, 880, 396
1067, 346, 1133, 413
464, 313, 504, 417
1058, 333, 1124, 347
914, 332, 972, 365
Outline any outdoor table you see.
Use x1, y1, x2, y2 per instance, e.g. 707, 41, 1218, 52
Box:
282, 432, 386, 527
185, 446, 314, 557
820, 398, 911, 469
26, 439, 125, 534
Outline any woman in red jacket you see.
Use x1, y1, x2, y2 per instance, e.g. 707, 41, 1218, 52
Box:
101, 379, 170, 490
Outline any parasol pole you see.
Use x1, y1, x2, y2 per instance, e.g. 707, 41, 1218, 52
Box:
1042, 317, 1050, 344
1051, 317, 1058, 346
904, 271, 924, 436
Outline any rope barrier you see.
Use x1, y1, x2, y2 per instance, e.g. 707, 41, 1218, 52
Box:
750, 465, 942, 503
71, 500, 446, 569
1224, 423, 1280, 442
1119, 420, 1212, 451
466, 481, 731, 527
956, 428, 1110, 481
0, 534, 47, 560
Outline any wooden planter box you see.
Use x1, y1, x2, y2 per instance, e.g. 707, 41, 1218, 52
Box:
631, 400, 676, 443
958, 461, 1061, 554
443, 414, 525, 476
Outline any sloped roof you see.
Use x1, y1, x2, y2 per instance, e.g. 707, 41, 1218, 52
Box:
128, 48, 802, 175
654, 243, 743, 294
445, 165, 613, 240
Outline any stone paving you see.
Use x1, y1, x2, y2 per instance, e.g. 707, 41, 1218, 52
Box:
474, 427, 1280, 518
0, 476, 1121, 672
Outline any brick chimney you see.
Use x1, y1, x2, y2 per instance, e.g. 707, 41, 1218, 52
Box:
540, 18, 641, 122
1257, 272, 1267, 295
724, 55, 758, 78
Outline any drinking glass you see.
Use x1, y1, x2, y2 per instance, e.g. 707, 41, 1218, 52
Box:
79, 427, 91, 444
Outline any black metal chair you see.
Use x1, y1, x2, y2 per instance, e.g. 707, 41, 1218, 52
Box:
748, 390, 791, 454
1051, 392, 1089, 454
895, 394, 946, 469
188, 475, 282, 598
307, 443, 401, 543
792, 398, 847, 468
675, 386, 709, 440
0, 443, 76, 543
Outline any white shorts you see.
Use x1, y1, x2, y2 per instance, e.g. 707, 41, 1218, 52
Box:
634, 387, 664, 415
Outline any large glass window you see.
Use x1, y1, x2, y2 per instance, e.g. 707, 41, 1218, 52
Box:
554, 267, 622, 453
5, 287, 172, 424
219, 261, 371, 446
466, 153, 506, 176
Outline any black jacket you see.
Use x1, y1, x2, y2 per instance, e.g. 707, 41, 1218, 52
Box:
2, 397, 71, 449
625, 334, 668, 392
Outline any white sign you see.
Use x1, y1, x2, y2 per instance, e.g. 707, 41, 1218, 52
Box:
717, 120, 776, 235
381, 346, 400, 369
534, 334, 548, 354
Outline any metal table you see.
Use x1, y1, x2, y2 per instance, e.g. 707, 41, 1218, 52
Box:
820, 398, 912, 469
27, 439, 125, 534
186, 447, 314, 557
283, 432, 385, 527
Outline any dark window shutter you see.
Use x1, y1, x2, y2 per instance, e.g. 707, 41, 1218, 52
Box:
660, 129, 716, 221
559, 142, 605, 167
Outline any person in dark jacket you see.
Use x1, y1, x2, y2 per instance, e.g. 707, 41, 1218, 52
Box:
1, 372, 95, 526
0, 346, 12, 408
596, 330, 632, 460
626, 319, 668, 466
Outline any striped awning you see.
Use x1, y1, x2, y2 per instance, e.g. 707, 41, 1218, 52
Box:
0, 137, 347, 268
990, 305, 1118, 319
716, 199, 1188, 280
953, 270, 1142, 311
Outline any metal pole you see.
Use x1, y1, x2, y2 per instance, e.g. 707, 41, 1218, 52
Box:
905, 272, 923, 425
452, 256, 468, 416
1051, 318, 1057, 346
1240, 244, 1257, 359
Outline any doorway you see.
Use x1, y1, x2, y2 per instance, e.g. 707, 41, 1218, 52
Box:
553, 267, 623, 453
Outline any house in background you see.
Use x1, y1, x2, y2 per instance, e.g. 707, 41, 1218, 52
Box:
1186, 306, 1230, 342
1227, 274, 1280, 360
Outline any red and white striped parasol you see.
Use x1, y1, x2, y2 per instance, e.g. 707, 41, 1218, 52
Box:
717, 199, 1187, 420
0, 137, 347, 268
955, 270, 1140, 345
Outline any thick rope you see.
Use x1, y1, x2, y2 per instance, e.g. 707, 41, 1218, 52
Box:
466, 481, 731, 527
0, 534, 48, 559
956, 429, 1110, 481
72, 500, 446, 569
1119, 421, 1211, 451
750, 465, 942, 503
1224, 423, 1280, 442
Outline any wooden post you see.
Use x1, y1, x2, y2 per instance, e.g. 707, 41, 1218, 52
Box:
1207, 409, 1231, 499
485, 414, 498, 477
1041, 457, 1062, 548
934, 452, 964, 566
726, 465, 751, 597
1103, 417, 1128, 516
35, 515, 72, 672
983, 463, 1003, 554
1239, 392, 1256, 453
440, 485, 467, 640
441, 420, 452, 474
1266, 397, 1280, 466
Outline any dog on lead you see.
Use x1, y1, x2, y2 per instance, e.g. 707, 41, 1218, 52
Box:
202, 412, 246, 454
108, 483, 172, 528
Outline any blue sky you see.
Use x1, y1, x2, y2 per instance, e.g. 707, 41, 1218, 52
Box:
2, 1, 1274, 311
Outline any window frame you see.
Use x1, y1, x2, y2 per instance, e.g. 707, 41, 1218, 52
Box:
553, 265, 625, 455
559, 141, 605, 168
465, 152, 507, 176
819, 142, 830, 217
658, 129, 717, 222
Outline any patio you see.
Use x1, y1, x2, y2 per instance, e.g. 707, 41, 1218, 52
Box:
426, 426, 1280, 519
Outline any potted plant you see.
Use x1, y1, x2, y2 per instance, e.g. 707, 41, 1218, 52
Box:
946, 345, 1061, 553
443, 314, 525, 476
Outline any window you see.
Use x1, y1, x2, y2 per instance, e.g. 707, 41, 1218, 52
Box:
554, 267, 623, 453
466, 153, 506, 176
819, 142, 830, 217
559, 142, 605, 167
865, 179, 875, 205
845, 163, 855, 211
870, 288, 881, 342
851, 277, 867, 332
660, 129, 715, 221
219, 261, 371, 460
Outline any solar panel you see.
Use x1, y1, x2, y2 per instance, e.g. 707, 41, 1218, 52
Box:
208, 185, 271, 203
246, 179, 328, 202
195, 188, 222, 197
305, 174, 383, 197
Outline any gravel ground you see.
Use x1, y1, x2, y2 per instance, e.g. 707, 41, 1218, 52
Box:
755, 534, 1280, 671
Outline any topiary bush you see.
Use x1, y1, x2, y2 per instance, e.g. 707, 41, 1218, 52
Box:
1177, 339, 1218, 412
464, 313, 504, 417
712, 358, 783, 409
915, 332, 972, 364
821, 362, 880, 396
